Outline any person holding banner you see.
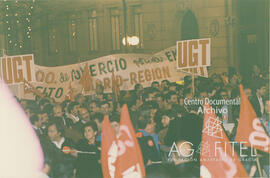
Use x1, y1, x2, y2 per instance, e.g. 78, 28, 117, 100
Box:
75, 121, 102, 178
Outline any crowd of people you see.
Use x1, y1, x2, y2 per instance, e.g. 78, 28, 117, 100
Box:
17, 65, 269, 178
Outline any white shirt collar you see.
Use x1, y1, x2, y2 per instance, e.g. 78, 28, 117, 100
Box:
52, 137, 65, 149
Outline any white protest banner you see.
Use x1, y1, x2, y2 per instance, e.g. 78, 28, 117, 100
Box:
177, 38, 211, 69
0, 54, 35, 85
11, 46, 208, 101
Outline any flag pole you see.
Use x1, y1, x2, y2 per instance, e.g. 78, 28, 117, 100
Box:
192, 70, 195, 97
254, 149, 263, 177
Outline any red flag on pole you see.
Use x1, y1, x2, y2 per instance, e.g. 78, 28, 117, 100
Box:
235, 84, 270, 153
101, 116, 118, 178
79, 63, 93, 92
200, 103, 248, 178
23, 79, 46, 98
68, 82, 75, 101
111, 70, 120, 102
115, 104, 145, 178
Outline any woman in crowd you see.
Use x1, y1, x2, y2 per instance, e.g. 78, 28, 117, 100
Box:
75, 121, 102, 178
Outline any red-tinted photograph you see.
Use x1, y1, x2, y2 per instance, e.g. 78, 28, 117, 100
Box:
0, 0, 269, 177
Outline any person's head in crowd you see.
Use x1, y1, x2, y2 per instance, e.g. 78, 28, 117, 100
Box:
149, 101, 159, 119
151, 81, 160, 90
92, 112, 104, 133
252, 65, 261, 76
75, 93, 85, 105
231, 74, 241, 86
183, 88, 193, 99
254, 79, 267, 98
100, 101, 110, 115
95, 83, 104, 95
127, 100, 137, 112
83, 121, 98, 144
228, 68, 241, 86
106, 93, 113, 101
137, 110, 155, 135
79, 107, 91, 122
142, 89, 153, 102
89, 101, 99, 114
134, 83, 144, 95
161, 80, 170, 91
169, 82, 178, 92
24, 107, 31, 118
96, 93, 104, 101
110, 113, 120, 136
107, 100, 114, 113
20, 99, 28, 108
53, 104, 64, 117
151, 88, 160, 97
135, 97, 143, 109
218, 89, 229, 100
121, 90, 132, 100
68, 101, 80, 116
154, 93, 163, 107
61, 99, 71, 113
211, 73, 223, 85
161, 110, 175, 128
43, 103, 53, 117
197, 87, 208, 99
39, 99, 50, 110
175, 84, 184, 97
30, 114, 42, 128
140, 101, 159, 120
166, 91, 178, 105
171, 104, 187, 118
39, 109, 49, 127
47, 120, 65, 142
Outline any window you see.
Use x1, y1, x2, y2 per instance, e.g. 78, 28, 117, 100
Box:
110, 8, 121, 50
133, 6, 143, 48
89, 10, 98, 51
68, 16, 77, 52
48, 25, 57, 53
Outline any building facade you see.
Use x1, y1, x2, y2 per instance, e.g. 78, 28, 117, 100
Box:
0, 0, 268, 76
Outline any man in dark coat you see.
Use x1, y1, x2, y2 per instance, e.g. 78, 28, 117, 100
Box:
43, 119, 77, 178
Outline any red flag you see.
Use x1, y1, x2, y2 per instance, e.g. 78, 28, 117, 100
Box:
68, 82, 75, 101
235, 84, 270, 153
101, 116, 118, 178
79, 63, 93, 92
111, 70, 120, 102
115, 104, 145, 178
23, 79, 46, 98
200, 103, 248, 178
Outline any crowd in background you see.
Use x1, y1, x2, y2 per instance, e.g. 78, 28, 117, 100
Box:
17, 65, 269, 178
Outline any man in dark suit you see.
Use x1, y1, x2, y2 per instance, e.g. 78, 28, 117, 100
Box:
251, 80, 267, 118
135, 110, 166, 177
30, 114, 44, 138
45, 119, 77, 178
